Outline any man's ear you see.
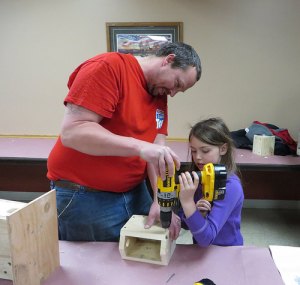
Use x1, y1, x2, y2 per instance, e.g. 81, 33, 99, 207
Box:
220, 143, 228, 155
162, 54, 175, 66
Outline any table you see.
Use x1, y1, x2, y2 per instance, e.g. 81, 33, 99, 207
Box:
0, 241, 284, 285
1, 137, 300, 200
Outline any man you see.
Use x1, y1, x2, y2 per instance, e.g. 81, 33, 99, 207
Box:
47, 42, 202, 241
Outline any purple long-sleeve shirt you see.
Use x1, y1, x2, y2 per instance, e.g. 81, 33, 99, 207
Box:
181, 174, 244, 246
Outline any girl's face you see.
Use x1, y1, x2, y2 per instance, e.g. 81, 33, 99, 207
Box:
189, 135, 227, 170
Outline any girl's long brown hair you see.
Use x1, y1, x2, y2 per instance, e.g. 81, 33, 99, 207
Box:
189, 117, 237, 175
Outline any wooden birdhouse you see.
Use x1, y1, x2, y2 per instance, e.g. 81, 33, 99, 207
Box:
0, 190, 59, 285
119, 215, 176, 266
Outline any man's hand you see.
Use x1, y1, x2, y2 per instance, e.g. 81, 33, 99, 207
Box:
144, 201, 160, 229
145, 201, 181, 241
168, 212, 181, 240
140, 144, 180, 180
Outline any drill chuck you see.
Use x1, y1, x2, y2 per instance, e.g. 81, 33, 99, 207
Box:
159, 210, 172, 228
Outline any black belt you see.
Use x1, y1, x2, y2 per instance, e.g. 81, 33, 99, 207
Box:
52, 180, 100, 192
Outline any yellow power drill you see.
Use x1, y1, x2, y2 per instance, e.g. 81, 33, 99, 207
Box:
157, 163, 227, 228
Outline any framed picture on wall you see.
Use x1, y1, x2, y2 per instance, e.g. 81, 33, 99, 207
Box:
106, 22, 183, 56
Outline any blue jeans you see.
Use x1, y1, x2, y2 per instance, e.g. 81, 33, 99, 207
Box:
51, 181, 152, 241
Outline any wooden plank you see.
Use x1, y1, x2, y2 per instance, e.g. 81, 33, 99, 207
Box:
0, 218, 13, 280
0, 256, 13, 280
0, 200, 26, 218
6, 190, 59, 285
0, 200, 26, 280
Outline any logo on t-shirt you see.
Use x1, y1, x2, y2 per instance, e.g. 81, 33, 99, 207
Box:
156, 109, 164, 129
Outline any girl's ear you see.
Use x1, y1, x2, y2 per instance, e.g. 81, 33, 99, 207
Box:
220, 143, 228, 155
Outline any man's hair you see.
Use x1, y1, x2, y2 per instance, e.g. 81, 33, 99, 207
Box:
155, 42, 202, 81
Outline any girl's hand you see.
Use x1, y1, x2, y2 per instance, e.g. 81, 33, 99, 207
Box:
196, 198, 211, 217
179, 171, 199, 201
178, 171, 199, 218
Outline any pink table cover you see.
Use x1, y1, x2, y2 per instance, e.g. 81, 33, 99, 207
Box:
0, 241, 284, 285
1, 137, 299, 166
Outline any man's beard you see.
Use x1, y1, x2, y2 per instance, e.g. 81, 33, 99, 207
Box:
147, 83, 157, 97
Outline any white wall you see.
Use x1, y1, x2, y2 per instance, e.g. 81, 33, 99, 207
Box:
1, 0, 299, 139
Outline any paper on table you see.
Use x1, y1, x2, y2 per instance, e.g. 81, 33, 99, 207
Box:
269, 245, 300, 285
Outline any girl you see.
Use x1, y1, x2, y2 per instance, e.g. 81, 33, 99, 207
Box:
178, 117, 244, 246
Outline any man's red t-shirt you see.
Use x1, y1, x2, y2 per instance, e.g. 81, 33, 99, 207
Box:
47, 52, 168, 192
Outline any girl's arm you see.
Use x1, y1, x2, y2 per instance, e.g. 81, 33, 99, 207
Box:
181, 175, 244, 247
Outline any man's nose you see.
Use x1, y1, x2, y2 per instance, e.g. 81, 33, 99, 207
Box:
170, 89, 178, 97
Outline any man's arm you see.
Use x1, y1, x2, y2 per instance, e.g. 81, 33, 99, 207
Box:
60, 103, 180, 179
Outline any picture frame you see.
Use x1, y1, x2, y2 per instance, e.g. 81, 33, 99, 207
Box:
106, 22, 183, 56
